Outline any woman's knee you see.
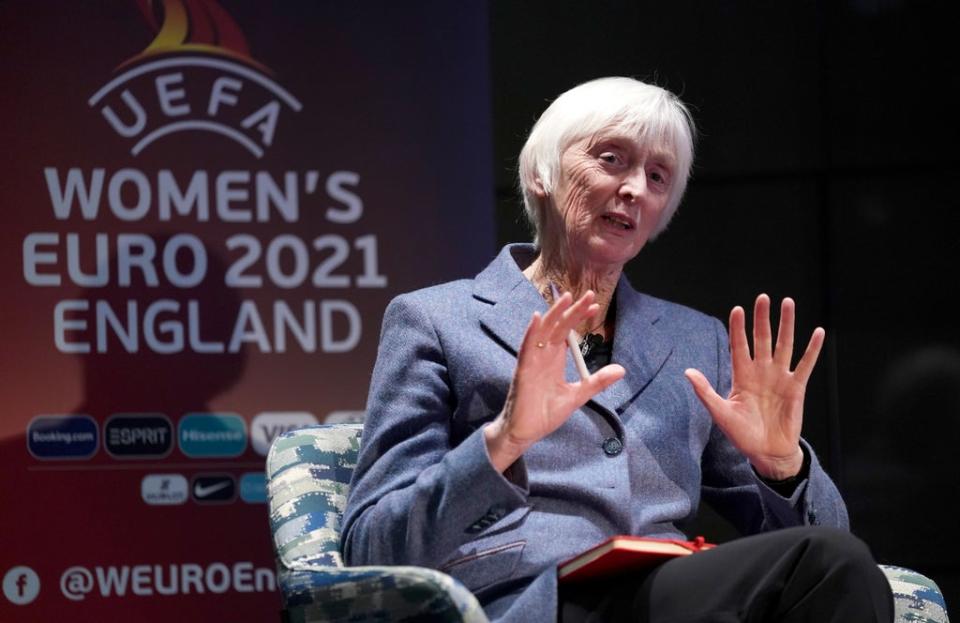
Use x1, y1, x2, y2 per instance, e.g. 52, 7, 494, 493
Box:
792, 526, 884, 583
800, 527, 872, 560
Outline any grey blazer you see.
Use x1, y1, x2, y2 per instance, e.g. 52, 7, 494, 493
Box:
341, 244, 848, 622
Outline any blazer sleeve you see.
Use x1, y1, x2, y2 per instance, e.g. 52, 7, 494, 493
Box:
699, 317, 850, 533
340, 293, 530, 568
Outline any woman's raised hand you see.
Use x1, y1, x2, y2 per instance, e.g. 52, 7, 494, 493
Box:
484, 291, 625, 473
684, 294, 825, 480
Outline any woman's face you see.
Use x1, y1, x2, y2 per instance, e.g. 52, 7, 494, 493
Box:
542, 132, 675, 270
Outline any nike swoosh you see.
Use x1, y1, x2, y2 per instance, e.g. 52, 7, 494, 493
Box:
194, 480, 231, 498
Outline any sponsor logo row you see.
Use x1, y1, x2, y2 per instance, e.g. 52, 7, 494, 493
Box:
26, 410, 364, 460
141, 473, 265, 505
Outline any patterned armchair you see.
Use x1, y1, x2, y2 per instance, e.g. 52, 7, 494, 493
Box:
266, 423, 950, 623
266, 423, 488, 623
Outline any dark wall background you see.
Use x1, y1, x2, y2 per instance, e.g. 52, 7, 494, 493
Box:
490, 0, 959, 607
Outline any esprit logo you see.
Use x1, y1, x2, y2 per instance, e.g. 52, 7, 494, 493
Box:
88, 0, 302, 158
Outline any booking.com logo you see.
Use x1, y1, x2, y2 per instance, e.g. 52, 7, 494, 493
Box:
2, 566, 41, 605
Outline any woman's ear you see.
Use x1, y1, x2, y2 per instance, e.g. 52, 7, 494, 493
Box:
532, 177, 547, 198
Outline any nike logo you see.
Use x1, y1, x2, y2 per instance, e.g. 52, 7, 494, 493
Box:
194, 480, 231, 498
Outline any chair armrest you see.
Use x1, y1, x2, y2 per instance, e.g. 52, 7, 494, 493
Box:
880, 565, 951, 623
279, 564, 489, 623
268, 425, 363, 569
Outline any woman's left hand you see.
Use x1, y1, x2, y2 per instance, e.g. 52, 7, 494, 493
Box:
684, 294, 825, 480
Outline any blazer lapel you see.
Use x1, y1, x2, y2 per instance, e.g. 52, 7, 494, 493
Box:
475, 246, 674, 415
475, 245, 549, 356
591, 276, 674, 416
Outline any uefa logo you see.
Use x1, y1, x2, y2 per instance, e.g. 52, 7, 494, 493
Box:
87, 0, 301, 158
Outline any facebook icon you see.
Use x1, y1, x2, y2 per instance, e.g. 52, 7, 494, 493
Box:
3, 566, 40, 605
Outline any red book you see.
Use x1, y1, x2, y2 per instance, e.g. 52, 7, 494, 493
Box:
558, 535, 715, 582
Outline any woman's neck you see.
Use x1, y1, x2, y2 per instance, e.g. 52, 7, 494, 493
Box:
522, 247, 621, 340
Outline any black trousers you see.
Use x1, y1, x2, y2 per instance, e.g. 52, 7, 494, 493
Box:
559, 527, 893, 623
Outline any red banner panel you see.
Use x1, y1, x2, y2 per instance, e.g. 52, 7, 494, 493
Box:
0, 1, 493, 620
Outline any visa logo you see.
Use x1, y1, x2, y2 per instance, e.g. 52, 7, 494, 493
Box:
250, 412, 318, 456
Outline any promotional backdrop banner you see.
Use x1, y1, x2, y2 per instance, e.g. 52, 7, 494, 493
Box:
0, 1, 493, 620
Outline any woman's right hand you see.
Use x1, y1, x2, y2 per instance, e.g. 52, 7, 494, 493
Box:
484, 291, 626, 473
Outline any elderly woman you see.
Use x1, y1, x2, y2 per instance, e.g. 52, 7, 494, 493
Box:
342, 78, 892, 622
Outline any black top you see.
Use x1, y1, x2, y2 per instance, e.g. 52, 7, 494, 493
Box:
580, 333, 611, 374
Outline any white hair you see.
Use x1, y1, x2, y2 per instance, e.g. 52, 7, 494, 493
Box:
518, 76, 696, 243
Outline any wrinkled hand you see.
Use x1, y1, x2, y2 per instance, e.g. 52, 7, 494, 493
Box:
485, 291, 625, 473
684, 295, 825, 480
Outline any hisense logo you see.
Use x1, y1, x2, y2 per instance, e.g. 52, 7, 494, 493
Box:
88, 0, 302, 158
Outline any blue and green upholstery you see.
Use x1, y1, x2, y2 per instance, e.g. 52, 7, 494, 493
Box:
266, 423, 489, 623
266, 423, 949, 623
885, 566, 951, 623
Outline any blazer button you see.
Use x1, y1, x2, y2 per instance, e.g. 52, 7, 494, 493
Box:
602, 437, 623, 456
